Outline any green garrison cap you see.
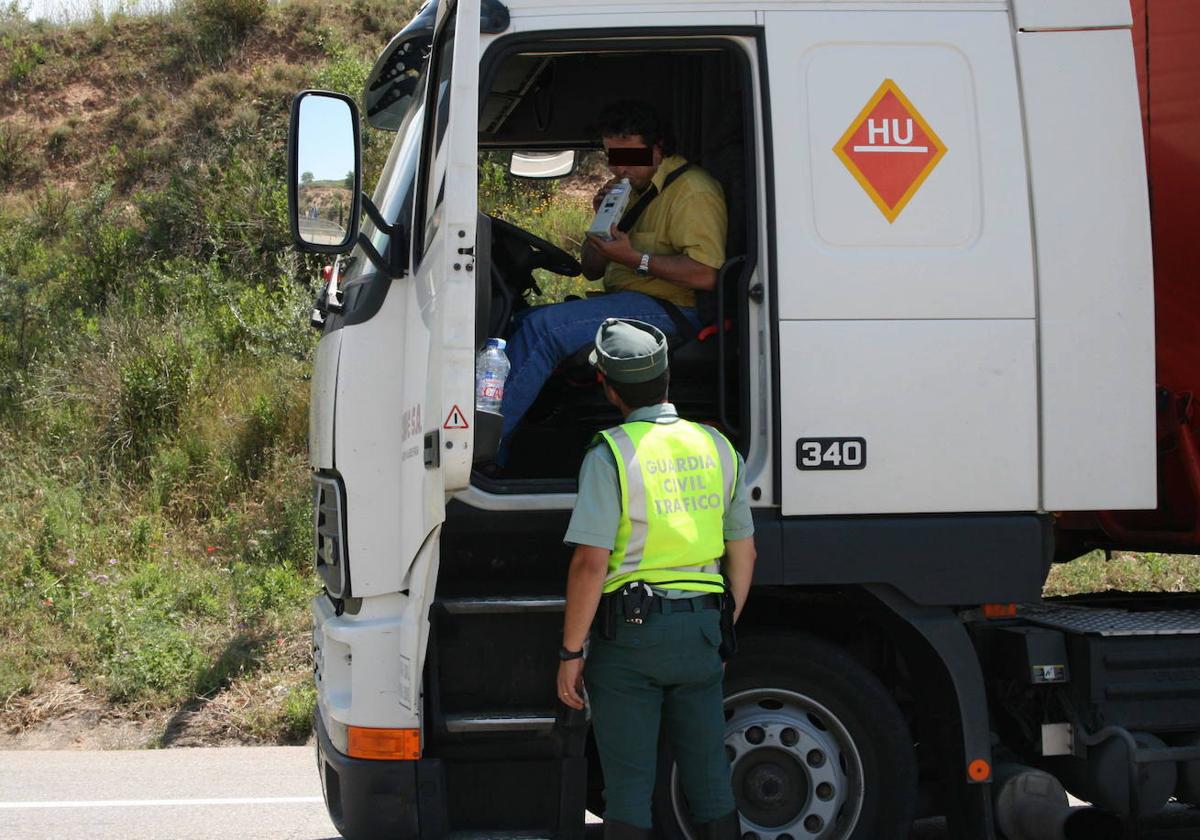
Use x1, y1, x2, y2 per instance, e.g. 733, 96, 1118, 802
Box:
588, 318, 668, 383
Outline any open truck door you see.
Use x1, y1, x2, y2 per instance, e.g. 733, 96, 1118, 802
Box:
303, 2, 482, 838
415, 0, 481, 495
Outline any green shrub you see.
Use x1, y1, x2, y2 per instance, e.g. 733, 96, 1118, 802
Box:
233, 562, 309, 620
226, 277, 315, 358
78, 222, 138, 308
164, 0, 266, 72
0, 270, 45, 406
232, 391, 284, 480
253, 475, 313, 570
282, 679, 316, 740
0, 121, 30, 184
314, 41, 371, 98
191, 0, 266, 36
29, 184, 73, 236
149, 446, 191, 511
183, 72, 248, 140
102, 614, 207, 702
4, 37, 46, 84
348, 0, 420, 38
118, 335, 193, 451
0, 654, 34, 699
45, 118, 77, 161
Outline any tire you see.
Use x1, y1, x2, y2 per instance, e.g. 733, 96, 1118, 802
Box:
652, 633, 917, 840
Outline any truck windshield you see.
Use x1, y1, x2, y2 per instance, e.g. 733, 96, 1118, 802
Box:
367, 100, 425, 261
338, 94, 426, 320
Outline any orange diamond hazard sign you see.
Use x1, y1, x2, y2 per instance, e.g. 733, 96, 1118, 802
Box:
834, 79, 947, 223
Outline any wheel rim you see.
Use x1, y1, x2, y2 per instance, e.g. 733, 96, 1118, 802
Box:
671, 688, 865, 840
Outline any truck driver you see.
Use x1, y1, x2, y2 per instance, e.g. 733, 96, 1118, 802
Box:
494, 100, 728, 468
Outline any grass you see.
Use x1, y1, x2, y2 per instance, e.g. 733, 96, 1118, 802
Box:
1045, 551, 1200, 598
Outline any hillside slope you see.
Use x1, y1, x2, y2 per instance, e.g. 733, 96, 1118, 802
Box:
0, 0, 418, 747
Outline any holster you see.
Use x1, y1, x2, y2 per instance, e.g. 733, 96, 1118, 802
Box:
595, 593, 617, 641
719, 577, 738, 661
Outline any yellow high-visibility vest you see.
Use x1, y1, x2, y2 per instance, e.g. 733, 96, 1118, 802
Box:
596, 418, 738, 594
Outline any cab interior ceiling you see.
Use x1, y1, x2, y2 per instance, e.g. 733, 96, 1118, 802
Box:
479, 49, 747, 165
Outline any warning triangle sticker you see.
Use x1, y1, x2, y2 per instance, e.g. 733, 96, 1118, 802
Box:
443, 405, 469, 430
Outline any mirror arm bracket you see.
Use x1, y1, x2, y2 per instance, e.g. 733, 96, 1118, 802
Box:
356, 233, 396, 279
356, 192, 408, 279
361, 192, 399, 237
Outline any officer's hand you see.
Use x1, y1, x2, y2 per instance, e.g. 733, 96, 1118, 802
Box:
557, 658, 586, 710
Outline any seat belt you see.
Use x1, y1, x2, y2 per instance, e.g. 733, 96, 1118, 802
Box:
616, 163, 699, 340
616, 163, 691, 233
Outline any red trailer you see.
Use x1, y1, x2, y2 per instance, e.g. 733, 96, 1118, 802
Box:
1061, 0, 1200, 555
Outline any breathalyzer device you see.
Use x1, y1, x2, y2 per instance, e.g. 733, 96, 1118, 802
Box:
587, 179, 631, 241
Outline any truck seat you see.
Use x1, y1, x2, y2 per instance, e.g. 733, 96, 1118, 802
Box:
553, 254, 746, 384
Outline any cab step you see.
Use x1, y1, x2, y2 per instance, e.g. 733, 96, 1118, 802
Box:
444, 712, 557, 734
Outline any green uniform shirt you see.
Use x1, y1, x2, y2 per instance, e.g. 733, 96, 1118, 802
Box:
564, 404, 754, 562
603, 156, 727, 310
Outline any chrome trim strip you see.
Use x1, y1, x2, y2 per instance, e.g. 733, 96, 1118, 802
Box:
439, 597, 566, 614
444, 715, 557, 734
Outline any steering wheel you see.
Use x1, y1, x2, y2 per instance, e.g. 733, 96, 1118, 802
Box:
488, 215, 582, 278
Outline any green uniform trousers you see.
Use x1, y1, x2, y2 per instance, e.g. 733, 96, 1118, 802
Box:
584, 601, 735, 828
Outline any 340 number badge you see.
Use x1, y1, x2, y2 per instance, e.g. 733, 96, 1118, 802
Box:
796, 437, 867, 471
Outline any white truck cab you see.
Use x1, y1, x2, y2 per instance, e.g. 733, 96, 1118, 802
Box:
287, 2, 1191, 838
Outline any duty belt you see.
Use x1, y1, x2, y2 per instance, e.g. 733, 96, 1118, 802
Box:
647, 593, 721, 613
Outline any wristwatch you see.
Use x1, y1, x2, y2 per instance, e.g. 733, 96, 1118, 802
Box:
559, 645, 584, 661
635, 253, 651, 277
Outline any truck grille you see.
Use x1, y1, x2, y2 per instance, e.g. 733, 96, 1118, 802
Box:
312, 474, 348, 598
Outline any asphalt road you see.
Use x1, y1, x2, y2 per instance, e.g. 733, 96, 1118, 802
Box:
2, 747, 1199, 839
297, 217, 348, 246
0, 747, 336, 840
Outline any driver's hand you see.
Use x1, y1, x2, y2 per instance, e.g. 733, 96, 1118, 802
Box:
586, 226, 637, 267
592, 178, 621, 212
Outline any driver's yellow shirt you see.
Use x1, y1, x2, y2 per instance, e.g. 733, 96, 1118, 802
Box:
603, 155, 727, 310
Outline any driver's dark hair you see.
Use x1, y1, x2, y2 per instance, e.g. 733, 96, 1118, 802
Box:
596, 100, 676, 156
607, 369, 670, 409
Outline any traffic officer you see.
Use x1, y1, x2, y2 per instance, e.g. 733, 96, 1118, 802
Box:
556, 318, 757, 839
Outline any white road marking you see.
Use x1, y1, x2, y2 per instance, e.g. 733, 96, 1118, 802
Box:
0, 796, 324, 809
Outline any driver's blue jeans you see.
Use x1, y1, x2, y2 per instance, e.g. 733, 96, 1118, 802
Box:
496, 291, 702, 465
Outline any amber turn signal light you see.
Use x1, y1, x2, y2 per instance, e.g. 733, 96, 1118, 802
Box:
346, 726, 421, 760
982, 603, 1018, 619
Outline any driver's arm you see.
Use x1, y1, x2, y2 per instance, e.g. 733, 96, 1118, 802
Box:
581, 238, 609, 280
584, 235, 717, 291
637, 253, 716, 291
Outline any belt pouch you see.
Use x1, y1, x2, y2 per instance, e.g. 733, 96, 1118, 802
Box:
620, 581, 655, 624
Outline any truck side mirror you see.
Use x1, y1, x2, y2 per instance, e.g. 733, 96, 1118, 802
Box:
288, 90, 362, 254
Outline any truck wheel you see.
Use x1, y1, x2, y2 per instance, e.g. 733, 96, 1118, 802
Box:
652, 633, 917, 840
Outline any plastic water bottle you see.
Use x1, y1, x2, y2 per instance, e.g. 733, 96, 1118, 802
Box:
475, 338, 510, 413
